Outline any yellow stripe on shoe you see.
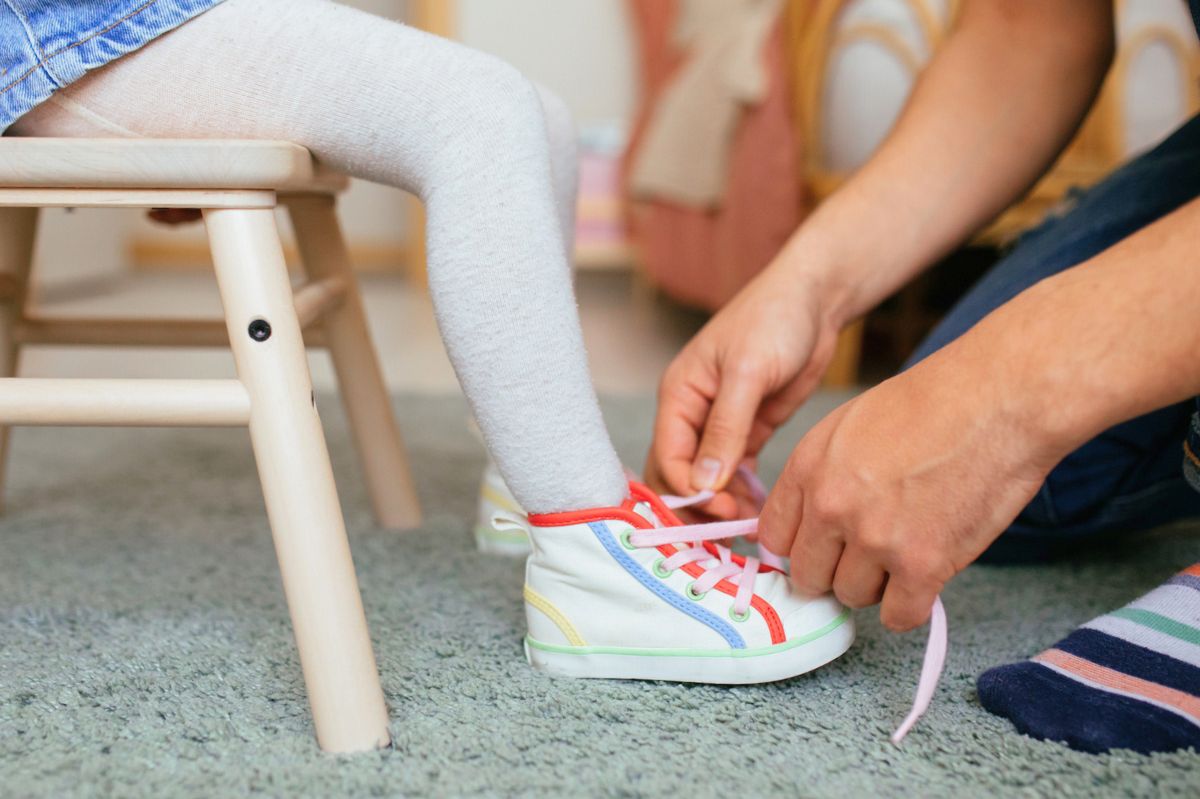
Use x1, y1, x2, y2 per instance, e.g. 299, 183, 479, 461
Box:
523, 584, 586, 646
482, 483, 523, 514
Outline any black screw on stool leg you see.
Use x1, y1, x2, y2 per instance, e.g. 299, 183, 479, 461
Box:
248, 318, 272, 342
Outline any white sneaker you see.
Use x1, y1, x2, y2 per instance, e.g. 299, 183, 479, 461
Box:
474, 460, 531, 555
513, 481, 854, 684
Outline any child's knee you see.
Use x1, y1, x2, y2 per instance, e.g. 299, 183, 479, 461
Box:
532, 82, 576, 153
430, 50, 549, 162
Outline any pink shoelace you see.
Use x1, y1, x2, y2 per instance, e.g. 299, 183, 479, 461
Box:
633, 466, 947, 744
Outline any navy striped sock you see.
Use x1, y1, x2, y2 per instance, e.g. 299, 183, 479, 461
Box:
977, 565, 1200, 754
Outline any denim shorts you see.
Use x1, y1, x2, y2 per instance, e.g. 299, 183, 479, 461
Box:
0, 0, 223, 133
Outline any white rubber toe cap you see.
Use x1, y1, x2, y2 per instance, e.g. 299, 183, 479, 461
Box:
781, 593, 849, 640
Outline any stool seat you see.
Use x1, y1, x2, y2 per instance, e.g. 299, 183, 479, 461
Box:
0, 137, 347, 192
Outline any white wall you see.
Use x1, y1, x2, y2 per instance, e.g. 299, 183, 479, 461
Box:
456, 0, 637, 129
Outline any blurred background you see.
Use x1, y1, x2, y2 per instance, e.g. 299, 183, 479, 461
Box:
21, 0, 1200, 397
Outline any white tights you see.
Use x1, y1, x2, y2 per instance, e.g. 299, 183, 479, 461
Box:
11, 0, 629, 513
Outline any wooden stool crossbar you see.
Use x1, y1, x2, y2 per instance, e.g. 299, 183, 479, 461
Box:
0, 138, 421, 753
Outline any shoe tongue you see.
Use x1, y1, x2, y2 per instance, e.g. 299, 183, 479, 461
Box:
630, 501, 664, 528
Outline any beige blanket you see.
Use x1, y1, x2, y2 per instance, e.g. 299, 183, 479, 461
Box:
629, 0, 784, 208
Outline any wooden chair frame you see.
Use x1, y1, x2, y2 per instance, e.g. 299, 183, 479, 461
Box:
0, 138, 421, 753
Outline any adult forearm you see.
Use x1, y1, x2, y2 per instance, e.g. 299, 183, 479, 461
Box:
780, 0, 1114, 326
961, 197, 1200, 462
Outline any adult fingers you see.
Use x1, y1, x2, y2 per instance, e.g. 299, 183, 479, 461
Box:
691, 491, 740, 521
879, 576, 941, 632
641, 455, 671, 496
651, 368, 710, 496
774, 463, 846, 596
756, 462, 804, 560
830, 547, 887, 609
690, 372, 764, 491
759, 484, 847, 597
756, 371, 819, 433
789, 526, 844, 597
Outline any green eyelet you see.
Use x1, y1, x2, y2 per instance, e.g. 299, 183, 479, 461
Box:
619, 529, 636, 550
652, 558, 672, 579
685, 582, 708, 601
728, 606, 751, 623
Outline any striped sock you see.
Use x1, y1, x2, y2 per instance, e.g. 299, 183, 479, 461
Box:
977, 564, 1200, 754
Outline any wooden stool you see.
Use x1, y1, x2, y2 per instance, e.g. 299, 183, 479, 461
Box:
0, 138, 420, 753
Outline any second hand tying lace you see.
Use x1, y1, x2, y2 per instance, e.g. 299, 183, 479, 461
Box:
631, 466, 947, 744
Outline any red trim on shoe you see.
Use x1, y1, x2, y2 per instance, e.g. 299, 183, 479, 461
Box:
527, 494, 650, 529
529, 482, 787, 645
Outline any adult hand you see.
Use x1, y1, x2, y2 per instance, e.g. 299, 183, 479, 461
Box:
646, 260, 847, 519
757, 334, 1064, 631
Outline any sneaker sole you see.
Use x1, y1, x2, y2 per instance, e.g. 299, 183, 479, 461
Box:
524, 609, 854, 684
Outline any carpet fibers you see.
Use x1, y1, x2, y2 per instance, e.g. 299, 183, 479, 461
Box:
1, 393, 1198, 797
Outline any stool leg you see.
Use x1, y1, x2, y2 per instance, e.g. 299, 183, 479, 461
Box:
204, 207, 390, 753
0, 208, 37, 511
286, 195, 421, 530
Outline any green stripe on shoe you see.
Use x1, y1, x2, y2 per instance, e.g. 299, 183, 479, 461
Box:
526, 608, 850, 658
474, 524, 528, 545
1111, 607, 1200, 646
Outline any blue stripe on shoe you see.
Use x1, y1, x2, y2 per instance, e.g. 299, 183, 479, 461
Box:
1168, 573, 1200, 593
588, 522, 746, 649
1055, 628, 1200, 695
977, 661, 1200, 755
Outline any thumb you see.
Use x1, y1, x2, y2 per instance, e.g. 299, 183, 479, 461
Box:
690, 376, 762, 492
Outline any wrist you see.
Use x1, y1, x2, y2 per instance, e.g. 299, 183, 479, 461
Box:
958, 277, 1109, 465
771, 223, 859, 333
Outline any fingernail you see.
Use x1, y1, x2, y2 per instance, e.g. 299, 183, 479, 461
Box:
691, 457, 722, 490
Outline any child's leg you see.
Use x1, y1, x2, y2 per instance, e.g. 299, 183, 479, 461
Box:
11, 0, 625, 513
12, 0, 856, 690
473, 83, 578, 552
533, 84, 580, 259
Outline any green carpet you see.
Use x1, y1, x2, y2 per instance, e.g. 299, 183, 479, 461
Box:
1, 392, 1198, 797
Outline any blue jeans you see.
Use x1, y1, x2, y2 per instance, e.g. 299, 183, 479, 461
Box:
905, 113, 1200, 563
0, 0, 222, 132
